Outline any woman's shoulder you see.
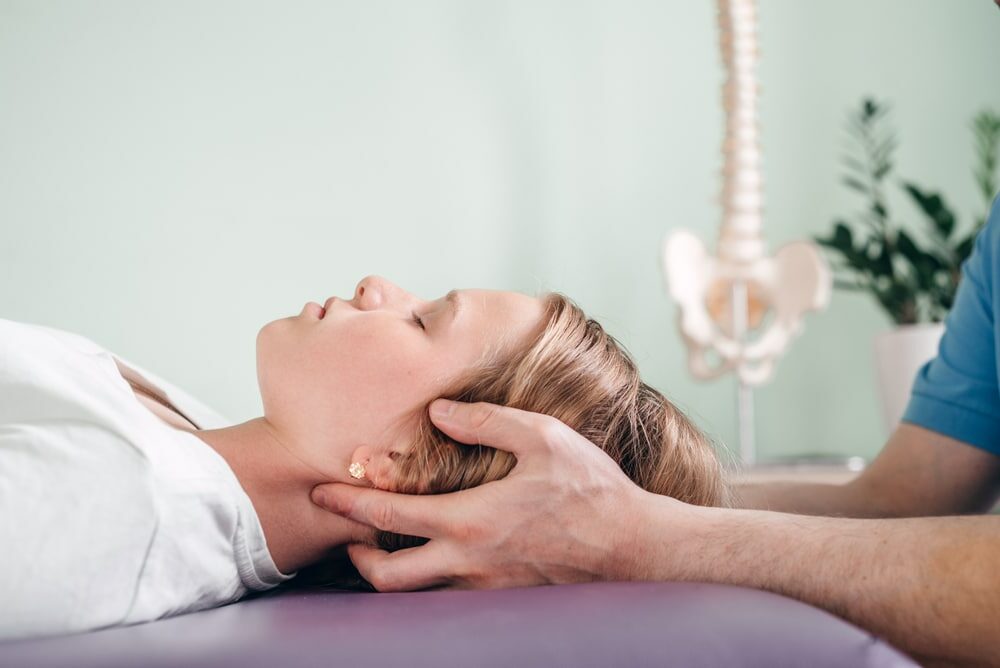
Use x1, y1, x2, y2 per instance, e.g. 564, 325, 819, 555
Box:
0, 318, 113, 385
0, 322, 159, 639
0, 317, 110, 358
0, 319, 124, 419
0, 318, 232, 429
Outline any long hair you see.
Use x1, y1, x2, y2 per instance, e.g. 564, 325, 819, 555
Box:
378, 292, 730, 551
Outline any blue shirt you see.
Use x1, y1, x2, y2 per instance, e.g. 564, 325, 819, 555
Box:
902, 196, 1000, 456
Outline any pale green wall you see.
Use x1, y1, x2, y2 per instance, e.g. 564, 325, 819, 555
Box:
2, 0, 998, 463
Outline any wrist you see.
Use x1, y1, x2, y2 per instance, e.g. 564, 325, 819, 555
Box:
609, 488, 721, 582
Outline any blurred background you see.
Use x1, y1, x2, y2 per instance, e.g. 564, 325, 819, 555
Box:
2, 0, 998, 464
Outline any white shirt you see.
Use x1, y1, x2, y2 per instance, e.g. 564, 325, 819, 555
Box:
0, 318, 291, 641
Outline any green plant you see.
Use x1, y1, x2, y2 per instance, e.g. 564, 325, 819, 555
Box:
815, 98, 1000, 325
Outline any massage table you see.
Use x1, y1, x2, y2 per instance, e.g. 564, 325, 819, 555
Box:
1, 581, 915, 667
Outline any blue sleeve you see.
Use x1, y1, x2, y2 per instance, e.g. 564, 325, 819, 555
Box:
901, 196, 1000, 455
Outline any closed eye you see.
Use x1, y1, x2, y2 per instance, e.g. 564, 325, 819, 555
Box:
411, 311, 426, 330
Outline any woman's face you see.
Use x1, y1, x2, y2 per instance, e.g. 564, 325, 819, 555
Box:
256, 275, 545, 481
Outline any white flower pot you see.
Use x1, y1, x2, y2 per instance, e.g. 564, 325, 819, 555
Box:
872, 323, 946, 433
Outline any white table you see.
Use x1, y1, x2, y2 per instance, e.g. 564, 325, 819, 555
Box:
730, 463, 863, 486
729, 461, 1000, 513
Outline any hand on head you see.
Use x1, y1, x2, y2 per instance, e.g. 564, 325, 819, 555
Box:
310, 398, 663, 591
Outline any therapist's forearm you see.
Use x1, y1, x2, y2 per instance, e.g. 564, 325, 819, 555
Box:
734, 480, 881, 516
630, 497, 1000, 667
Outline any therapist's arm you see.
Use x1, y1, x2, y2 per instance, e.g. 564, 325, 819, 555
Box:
312, 400, 1000, 668
645, 496, 1000, 668
735, 423, 1000, 518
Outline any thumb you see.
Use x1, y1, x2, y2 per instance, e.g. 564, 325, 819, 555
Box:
428, 399, 565, 459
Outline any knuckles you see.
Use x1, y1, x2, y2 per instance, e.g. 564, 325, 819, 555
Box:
369, 500, 399, 534
450, 519, 487, 544
536, 420, 569, 454
467, 402, 502, 436
365, 565, 397, 592
349, 547, 402, 593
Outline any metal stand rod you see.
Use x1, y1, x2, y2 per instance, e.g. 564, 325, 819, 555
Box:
731, 281, 756, 467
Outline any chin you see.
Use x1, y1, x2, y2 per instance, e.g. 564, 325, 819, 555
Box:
254, 323, 281, 399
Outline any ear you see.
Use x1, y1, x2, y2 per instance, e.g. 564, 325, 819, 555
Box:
348, 444, 406, 491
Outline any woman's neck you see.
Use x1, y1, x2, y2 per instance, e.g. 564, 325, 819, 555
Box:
192, 417, 373, 574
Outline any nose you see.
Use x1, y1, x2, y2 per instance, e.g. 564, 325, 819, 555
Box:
353, 275, 413, 311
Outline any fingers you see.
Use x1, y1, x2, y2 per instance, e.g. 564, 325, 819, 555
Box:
347, 543, 452, 592
429, 399, 567, 458
344, 516, 379, 547
311, 483, 455, 538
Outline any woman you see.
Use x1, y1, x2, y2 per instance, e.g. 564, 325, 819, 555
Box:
0, 275, 728, 640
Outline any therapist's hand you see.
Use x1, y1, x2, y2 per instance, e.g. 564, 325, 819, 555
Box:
310, 399, 666, 591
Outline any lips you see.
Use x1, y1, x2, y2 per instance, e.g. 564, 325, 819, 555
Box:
304, 297, 336, 320
304, 301, 325, 319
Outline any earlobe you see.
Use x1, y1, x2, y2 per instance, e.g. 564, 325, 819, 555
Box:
347, 445, 404, 490
348, 461, 367, 480
348, 445, 375, 486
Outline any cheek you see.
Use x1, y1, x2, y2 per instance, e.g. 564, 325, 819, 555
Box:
319, 320, 445, 413
256, 315, 459, 432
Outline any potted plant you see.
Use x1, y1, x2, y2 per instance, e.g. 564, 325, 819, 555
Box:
816, 99, 1000, 430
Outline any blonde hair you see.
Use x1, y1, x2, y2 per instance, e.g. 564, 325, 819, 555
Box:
378, 292, 730, 551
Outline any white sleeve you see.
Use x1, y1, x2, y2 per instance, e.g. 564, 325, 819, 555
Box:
0, 420, 158, 640
0, 320, 158, 640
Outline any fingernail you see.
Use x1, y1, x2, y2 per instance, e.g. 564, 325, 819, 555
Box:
430, 399, 455, 419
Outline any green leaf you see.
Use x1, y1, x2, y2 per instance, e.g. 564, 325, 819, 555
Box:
873, 279, 918, 325
873, 162, 893, 179
901, 182, 956, 239
896, 229, 941, 290
971, 109, 1000, 211
815, 222, 875, 275
873, 134, 899, 162
815, 222, 854, 255
832, 221, 853, 248
842, 176, 868, 194
840, 155, 867, 172
867, 238, 894, 278
954, 232, 976, 262
862, 98, 889, 122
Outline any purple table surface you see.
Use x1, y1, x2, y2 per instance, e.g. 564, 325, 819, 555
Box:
0, 581, 916, 668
